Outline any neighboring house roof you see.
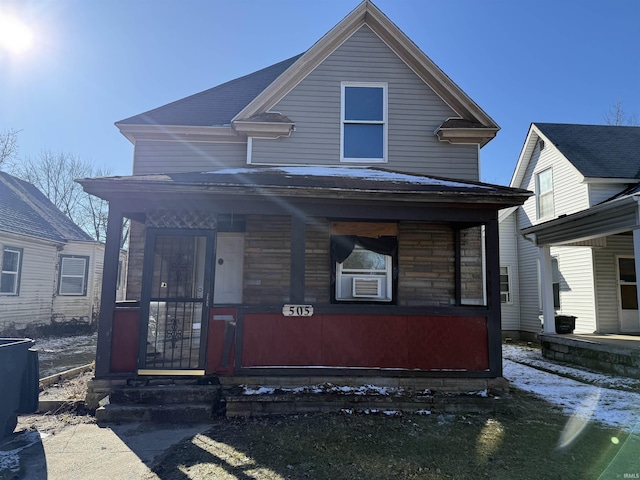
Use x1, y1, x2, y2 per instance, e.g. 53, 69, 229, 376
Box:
116, 0, 499, 146
79, 166, 531, 207
116, 54, 303, 127
510, 122, 640, 188
535, 123, 640, 180
0, 171, 93, 243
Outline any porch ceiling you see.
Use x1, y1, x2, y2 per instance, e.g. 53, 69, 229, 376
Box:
78, 166, 531, 211
521, 195, 640, 246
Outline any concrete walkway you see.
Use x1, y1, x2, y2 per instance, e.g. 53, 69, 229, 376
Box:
1, 421, 210, 479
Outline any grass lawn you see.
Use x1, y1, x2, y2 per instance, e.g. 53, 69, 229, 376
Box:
148, 389, 640, 480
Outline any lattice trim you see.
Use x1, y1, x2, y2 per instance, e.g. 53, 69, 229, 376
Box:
145, 209, 217, 229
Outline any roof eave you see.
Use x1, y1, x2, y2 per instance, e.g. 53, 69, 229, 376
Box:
115, 123, 241, 144
232, 120, 295, 139
435, 126, 499, 147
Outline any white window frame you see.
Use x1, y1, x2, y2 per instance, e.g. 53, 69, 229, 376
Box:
500, 265, 511, 304
1, 246, 23, 295
58, 255, 89, 296
335, 245, 392, 302
535, 168, 554, 220
340, 82, 388, 163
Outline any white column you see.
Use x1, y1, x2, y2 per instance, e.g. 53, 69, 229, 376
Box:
633, 229, 640, 327
540, 245, 556, 334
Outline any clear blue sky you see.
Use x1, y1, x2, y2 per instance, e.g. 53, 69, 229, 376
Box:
1, 0, 639, 186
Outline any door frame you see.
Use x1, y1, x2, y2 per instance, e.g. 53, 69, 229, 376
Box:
616, 255, 640, 333
137, 227, 216, 374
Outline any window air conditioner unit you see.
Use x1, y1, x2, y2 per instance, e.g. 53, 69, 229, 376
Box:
352, 277, 382, 298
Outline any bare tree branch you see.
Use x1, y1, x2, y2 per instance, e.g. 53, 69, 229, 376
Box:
0, 129, 20, 167
10, 151, 111, 241
604, 99, 638, 126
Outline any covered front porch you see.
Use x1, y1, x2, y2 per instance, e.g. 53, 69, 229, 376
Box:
80, 167, 530, 389
523, 193, 640, 335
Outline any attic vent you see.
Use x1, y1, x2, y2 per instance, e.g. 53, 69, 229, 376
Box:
352, 277, 382, 298
538, 139, 545, 151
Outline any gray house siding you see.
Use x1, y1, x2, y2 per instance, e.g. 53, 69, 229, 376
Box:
588, 183, 629, 207
133, 140, 247, 175
251, 25, 479, 180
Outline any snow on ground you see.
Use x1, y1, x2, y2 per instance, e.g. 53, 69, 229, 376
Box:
503, 344, 640, 433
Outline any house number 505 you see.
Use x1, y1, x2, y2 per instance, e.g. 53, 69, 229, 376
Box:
282, 305, 314, 317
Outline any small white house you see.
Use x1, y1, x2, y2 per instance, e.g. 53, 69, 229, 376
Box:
500, 123, 640, 339
0, 171, 125, 332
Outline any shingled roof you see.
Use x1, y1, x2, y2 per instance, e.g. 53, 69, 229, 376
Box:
535, 123, 640, 179
117, 54, 303, 127
0, 171, 93, 243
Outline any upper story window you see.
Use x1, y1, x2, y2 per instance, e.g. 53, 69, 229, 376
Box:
536, 168, 554, 219
341, 82, 387, 163
58, 255, 89, 296
1, 246, 23, 295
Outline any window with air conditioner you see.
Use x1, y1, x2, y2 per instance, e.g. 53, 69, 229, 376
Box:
335, 245, 392, 302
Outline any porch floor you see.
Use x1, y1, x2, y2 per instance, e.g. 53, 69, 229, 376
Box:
540, 333, 640, 379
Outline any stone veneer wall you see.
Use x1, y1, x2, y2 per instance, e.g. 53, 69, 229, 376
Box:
305, 218, 331, 303
397, 223, 455, 306
125, 219, 145, 301
243, 215, 292, 304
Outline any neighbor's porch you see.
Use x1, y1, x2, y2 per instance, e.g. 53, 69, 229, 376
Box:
540, 332, 640, 380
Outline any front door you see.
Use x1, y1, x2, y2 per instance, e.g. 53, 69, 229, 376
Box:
138, 229, 215, 374
617, 257, 640, 333
213, 233, 244, 304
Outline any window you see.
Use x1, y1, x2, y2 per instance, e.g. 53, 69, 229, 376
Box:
500, 266, 511, 303
336, 245, 392, 302
618, 258, 637, 310
341, 82, 387, 162
1, 246, 22, 295
536, 169, 554, 219
58, 255, 89, 296
552, 257, 560, 310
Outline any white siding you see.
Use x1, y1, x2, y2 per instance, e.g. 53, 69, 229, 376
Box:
0, 234, 58, 329
588, 183, 629, 206
499, 211, 520, 330
252, 26, 479, 180
594, 233, 634, 333
515, 220, 541, 333
133, 140, 247, 175
52, 242, 103, 323
550, 246, 596, 334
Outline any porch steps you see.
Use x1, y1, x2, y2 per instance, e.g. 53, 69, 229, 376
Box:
94, 378, 223, 424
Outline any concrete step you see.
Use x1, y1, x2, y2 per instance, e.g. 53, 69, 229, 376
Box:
109, 384, 221, 405
96, 402, 215, 424
225, 392, 509, 418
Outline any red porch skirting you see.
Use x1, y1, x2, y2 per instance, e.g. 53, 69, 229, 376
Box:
241, 314, 489, 371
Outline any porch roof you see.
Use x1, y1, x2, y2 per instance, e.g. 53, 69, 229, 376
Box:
521, 193, 640, 246
79, 166, 531, 208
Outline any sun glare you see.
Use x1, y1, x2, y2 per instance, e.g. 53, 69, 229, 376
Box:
0, 12, 33, 55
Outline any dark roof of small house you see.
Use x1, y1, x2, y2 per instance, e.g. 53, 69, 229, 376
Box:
535, 123, 640, 179
80, 166, 531, 206
117, 54, 304, 127
0, 171, 93, 242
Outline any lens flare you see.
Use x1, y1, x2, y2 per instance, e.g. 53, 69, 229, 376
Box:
0, 12, 33, 55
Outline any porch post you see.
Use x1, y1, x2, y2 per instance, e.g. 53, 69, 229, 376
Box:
632, 229, 640, 325
95, 202, 124, 378
485, 218, 502, 376
540, 245, 556, 334
290, 213, 306, 304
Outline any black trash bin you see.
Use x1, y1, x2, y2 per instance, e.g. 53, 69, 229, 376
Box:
555, 315, 577, 334
0, 338, 39, 437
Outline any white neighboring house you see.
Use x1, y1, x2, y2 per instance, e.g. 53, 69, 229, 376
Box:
500, 123, 640, 339
0, 171, 125, 332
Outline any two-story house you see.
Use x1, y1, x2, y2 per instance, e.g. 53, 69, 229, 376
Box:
500, 122, 640, 340
80, 1, 530, 396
